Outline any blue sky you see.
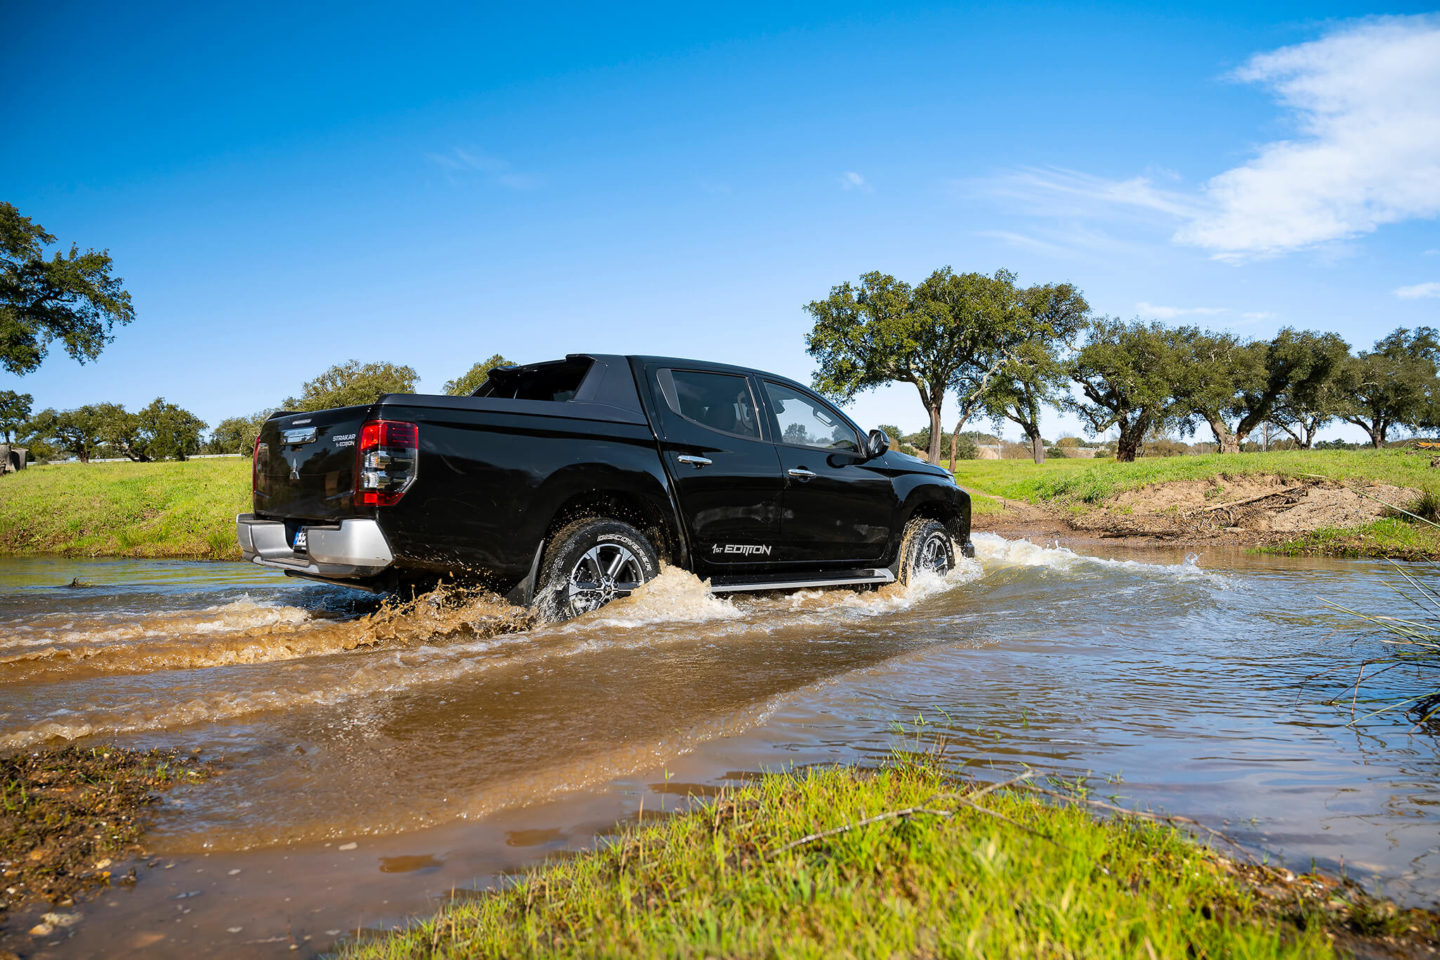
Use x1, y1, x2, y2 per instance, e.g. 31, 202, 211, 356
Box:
3, 2, 1438, 443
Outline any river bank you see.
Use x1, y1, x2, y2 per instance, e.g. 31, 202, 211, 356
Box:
954, 449, 1440, 559
0, 460, 247, 560
341, 760, 1438, 960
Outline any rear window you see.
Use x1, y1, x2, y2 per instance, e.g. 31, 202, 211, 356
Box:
475, 357, 593, 401
656, 369, 761, 439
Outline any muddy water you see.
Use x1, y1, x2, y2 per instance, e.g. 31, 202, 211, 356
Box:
2, 538, 1437, 957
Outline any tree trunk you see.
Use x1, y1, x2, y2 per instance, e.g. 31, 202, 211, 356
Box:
948, 413, 973, 470
926, 403, 943, 465
1207, 417, 1239, 454
1116, 423, 1143, 462
1030, 432, 1045, 464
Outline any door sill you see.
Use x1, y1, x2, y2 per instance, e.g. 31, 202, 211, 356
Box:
708, 568, 895, 594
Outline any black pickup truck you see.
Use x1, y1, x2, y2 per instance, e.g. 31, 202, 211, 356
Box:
238, 354, 973, 620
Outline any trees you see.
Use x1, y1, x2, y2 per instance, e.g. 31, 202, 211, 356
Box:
284, 359, 420, 411
1068, 319, 1184, 462
804, 268, 1018, 464
1337, 327, 1440, 447
983, 281, 1090, 463
1269, 332, 1352, 448
0, 202, 135, 375
94, 402, 144, 460
444, 354, 517, 396
24, 399, 205, 461
209, 411, 273, 455
0, 390, 32, 442
1171, 328, 1351, 453
1169, 328, 1250, 453
25, 406, 105, 462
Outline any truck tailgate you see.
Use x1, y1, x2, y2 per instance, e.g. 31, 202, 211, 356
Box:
254, 408, 370, 520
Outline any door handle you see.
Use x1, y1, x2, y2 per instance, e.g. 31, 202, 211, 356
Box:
787, 467, 816, 481
677, 455, 713, 468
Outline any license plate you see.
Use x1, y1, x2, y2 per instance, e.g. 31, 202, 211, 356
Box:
292, 528, 308, 552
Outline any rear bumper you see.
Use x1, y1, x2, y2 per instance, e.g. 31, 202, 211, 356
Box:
237, 514, 394, 580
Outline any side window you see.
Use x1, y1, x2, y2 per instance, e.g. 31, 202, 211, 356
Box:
763, 382, 860, 453
656, 369, 761, 439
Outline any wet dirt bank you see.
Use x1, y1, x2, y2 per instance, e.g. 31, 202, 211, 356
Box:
971, 474, 1432, 556
1, 542, 1438, 956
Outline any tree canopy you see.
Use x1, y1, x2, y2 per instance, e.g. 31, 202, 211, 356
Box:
284, 359, 420, 411
982, 281, 1090, 463
0, 389, 32, 443
1269, 332, 1351, 448
208, 410, 274, 455
804, 268, 1022, 463
1068, 318, 1184, 462
444, 354, 517, 396
24, 399, 206, 461
0, 202, 135, 375
1338, 327, 1440, 447
25, 406, 105, 462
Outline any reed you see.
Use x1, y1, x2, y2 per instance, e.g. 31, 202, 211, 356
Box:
1324, 557, 1440, 731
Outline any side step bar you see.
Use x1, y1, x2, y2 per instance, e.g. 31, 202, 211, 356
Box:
708, 568, 896, 594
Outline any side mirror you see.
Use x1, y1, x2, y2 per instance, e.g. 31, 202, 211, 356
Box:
865, 429, 890, 459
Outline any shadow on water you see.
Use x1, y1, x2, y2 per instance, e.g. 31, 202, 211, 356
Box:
1, 537, 1437, 956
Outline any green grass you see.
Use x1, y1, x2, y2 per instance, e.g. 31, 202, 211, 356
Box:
0, 458, 249, 559
340, 759, 1432, 960
1270, 518, 1440, 560
948, 449, 1440, 507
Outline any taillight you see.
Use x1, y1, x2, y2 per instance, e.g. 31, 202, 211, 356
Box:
355, 420, 419, 507
252, 436, 265, 493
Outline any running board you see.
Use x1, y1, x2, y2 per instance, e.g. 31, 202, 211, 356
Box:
708, 568, 896, 594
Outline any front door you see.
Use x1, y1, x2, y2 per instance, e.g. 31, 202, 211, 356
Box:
645, 365, 784, 570
760, 380, 893, 564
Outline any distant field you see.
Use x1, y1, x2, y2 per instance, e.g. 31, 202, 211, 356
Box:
0, 459, 249, 559
949, 449, 1440, 505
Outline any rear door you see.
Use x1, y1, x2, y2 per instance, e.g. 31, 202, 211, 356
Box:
759, 380, 893, 564
644, 365, 784, 567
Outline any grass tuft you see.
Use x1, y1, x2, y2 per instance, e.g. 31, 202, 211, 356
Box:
338, 759, 1437, 959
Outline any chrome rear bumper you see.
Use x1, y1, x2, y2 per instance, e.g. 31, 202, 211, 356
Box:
237, 514, 394, 580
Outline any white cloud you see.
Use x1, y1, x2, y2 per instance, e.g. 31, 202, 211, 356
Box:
980, 167, 1199, 221
971, 16, 1440, 261
1241, 311, 1277, 320
1396, 281, 1440, 299
838, 171, 872, 192
1176, 15, 1440, 258
428, 148, 539, 189
1135, 302, 1228, 319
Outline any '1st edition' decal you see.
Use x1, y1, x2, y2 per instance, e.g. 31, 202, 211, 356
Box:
713, 543, 772, 556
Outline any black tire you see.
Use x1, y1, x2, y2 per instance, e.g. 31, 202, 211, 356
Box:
896, 517, 955, 585
534, 518, 661, 621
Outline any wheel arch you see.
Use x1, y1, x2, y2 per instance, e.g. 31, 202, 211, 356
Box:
893, 483, 971, 559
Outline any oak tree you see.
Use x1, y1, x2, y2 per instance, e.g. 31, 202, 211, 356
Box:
1068, 319, 1184, 462
0, 390, 31, 443
444, 354, 518, 396
285, 359, 420, 412
1, 203, 135, 375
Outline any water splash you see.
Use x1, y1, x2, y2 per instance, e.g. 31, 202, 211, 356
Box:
972, 532, 1225, 584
